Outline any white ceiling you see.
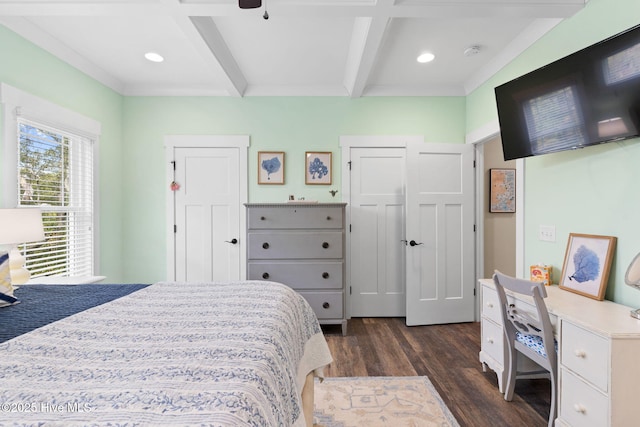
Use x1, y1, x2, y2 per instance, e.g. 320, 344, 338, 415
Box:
0, 0, 586, 97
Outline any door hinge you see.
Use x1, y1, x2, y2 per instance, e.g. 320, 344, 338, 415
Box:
473, 224, 476, 232
474, 287, 477, 296
349, 224, 352, 232
174, 224, 177, 233
350, 286, 352, 295
473, 160, 476, 168
348, 161, 352, 170
171, 160, 176, 171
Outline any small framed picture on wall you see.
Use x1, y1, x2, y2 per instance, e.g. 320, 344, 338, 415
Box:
258, 151, 285, 184
489, 168, 515, 213
305, 151, 332, 185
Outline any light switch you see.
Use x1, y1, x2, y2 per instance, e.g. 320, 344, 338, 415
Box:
539, 225, 556, 242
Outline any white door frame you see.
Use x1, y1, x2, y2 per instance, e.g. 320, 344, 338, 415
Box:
340, 135, 423, 319
466, 120, 525, 282
164, 135, 249, 281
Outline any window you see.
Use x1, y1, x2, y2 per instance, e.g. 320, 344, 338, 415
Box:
1, 83, 100, 279
18, 118, 94, 277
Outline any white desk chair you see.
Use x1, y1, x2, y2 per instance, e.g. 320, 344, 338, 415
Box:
492, 271, 558, 427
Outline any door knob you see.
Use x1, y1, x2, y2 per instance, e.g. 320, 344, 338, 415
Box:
225, 238, 238, 244
409, 240, 423, 246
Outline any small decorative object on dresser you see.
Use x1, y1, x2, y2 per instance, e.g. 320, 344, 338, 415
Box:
245, 202, 347, 335
559, 233, 616, 300
258, 151, 285, 184
305, 152, 332, 185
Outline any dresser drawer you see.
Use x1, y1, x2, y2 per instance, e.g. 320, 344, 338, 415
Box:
247, 261, 343, 289
561, 321, 609, 392
482, 285, 502, 324
560, 368, 608, 427
481, 318, 504, 363
299, 291, 343, 319
248, 206, 343, 229
248, 231, 343, 259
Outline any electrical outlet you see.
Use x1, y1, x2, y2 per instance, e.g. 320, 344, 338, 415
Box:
539, 225, 556, 242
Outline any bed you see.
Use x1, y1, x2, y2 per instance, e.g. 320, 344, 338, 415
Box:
0, 280, 333, 426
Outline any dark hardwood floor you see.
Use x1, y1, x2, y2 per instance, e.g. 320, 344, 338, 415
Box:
321, 318, 551, 427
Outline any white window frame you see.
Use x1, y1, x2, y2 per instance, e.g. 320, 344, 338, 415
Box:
1, 83, 101, 277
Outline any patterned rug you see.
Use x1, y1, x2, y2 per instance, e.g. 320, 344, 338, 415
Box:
313, 376, 460, 427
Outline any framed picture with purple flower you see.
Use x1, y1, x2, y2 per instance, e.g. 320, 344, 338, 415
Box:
305, 151, 332, 185
559, 233, 616, 300
258, 151, 285, 184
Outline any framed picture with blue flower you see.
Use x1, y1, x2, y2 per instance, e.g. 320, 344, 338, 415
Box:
305, 151, 332, 185
258, 151, 285, 184
559, 233, 617, 300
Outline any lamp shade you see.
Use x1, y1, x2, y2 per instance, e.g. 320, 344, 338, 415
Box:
0, 208, 46, 245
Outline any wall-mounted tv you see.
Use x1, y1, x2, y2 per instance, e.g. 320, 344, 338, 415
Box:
495, 24, 640, 161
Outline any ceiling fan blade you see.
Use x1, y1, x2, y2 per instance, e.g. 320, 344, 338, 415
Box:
239, 0, 262, 8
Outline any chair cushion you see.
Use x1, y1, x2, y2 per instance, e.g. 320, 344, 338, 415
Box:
515, 331, 557, 358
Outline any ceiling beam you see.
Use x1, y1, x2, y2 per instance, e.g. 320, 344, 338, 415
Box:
343, 16, 389, 98
188, 16, 247, 97
0, 1, 587, 19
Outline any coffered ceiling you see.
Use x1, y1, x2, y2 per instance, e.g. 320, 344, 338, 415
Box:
0, 0, 586, 97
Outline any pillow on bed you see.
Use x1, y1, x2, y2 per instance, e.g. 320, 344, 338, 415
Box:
0, 251, 18, 307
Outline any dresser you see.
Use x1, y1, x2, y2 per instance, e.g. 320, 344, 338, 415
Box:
479, 278, 640, 427
245, 203, 347, 335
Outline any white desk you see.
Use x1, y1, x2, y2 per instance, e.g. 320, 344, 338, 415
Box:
478, 278, 640, 427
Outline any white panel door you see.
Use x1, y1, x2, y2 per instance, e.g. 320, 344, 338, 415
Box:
405, 143, 475, 325
173, 147, 241, 281
349, 147, 406, 317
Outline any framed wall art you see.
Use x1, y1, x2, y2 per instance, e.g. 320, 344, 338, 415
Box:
559, 233, 617, 300
490, 168, 516, 213
258, 151, 285, 185
305, 151, 332, 185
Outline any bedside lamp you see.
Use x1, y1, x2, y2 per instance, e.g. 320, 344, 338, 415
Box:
625, 252, 640, 319
0, 208, 46, 285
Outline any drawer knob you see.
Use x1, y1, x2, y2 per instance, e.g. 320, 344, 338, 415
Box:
322, 302, 330, 309
487, 303, 494, 308
574, 350, 587, 358
326, 216, 331, 220
260, 216, 266, 220
322, 272, 330, 279
487, 338, 494, 344
262, 272, 270, 279
322, 242, 329, 249
262, 242, 270, 249
573, 404, 586, 414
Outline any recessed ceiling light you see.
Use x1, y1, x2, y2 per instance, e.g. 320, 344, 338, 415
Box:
144, 52, 164, 63
417, 52, 435, 63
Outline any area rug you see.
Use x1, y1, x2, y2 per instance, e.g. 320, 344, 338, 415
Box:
314, 376, 460, 427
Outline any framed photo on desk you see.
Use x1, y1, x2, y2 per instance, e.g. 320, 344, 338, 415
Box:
559, 233, 616, 300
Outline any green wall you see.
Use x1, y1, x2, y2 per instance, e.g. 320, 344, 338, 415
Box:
0, 25, 125, 282
121, 96, 465, 282
3, 0, 640, 309
467, 0, 640, 307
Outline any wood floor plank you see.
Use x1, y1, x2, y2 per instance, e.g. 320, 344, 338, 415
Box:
322, 318, 550, 427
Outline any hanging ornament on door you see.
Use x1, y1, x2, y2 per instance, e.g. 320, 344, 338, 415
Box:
170, 181, 180, 191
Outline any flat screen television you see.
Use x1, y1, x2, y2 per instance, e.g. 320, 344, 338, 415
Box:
495, 24, 640, 161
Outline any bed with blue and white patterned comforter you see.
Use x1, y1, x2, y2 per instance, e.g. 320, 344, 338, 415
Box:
0, 281, 333, 426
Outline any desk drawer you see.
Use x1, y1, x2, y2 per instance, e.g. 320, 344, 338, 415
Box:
247, 261, 343, 289
560, 368, 608, 427
481, 318, 504, 363
248, 232, 343, 259
299, 291, 343, 319
248, 206, 343, 229
561, 321, 609, 392
482, 285, 502, 325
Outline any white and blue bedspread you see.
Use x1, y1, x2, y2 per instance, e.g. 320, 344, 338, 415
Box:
0, 281, 333, 426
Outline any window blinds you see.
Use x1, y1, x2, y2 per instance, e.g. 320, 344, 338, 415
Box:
17, 117, 94, 278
